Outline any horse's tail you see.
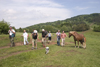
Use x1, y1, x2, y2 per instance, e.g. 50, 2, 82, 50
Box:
83, 37, 86, 48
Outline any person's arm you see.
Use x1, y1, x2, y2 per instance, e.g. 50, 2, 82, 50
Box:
37, 33, 39, 39
21, 33, 23, 37
65, 34, 67, 37
11, 29, 15, 34
56, 32, 57, 35
44, 32, 47, 38
41, 32, 43, 38
51, 33, 52, 36
45, 34, 47, 38
61, 34, 62, 39
66, 34, 67, 37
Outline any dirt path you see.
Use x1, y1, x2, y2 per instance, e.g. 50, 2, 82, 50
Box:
0, 47, 45, 60
0, 41, 32, 50
0, 38, 48, 50
0, 36, 75, 60
0, 41, 74, 60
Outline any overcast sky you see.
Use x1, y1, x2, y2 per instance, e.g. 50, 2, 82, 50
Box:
0, 0, 100, 28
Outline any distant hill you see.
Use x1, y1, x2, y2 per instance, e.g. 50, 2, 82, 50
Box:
22, 13, 100, 33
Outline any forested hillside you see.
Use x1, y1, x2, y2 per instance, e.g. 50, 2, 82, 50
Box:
21, 13, 100, 32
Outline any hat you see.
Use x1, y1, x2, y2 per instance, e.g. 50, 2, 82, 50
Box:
34, 30, 37, 33
42, 29, 45, 31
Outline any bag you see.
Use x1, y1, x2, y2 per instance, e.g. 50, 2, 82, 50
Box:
11, 33, 15, 37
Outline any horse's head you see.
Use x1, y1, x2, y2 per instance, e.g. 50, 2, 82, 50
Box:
69, 31, 75, 38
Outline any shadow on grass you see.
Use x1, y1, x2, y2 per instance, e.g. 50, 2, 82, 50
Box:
68, 45, 83, 48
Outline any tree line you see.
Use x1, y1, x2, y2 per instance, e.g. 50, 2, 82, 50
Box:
0, 13, 100, 34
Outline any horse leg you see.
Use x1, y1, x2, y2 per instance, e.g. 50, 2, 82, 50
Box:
83, 37, 86, 49
74, 40, 76, 48
77, 41, 79, 48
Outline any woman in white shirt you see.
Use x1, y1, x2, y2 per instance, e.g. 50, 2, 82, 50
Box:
22, 30, 29, 45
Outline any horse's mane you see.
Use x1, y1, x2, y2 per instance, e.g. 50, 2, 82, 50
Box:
69, 31, 80, 36
69, 31, 78, 34
74, 31, 79, 35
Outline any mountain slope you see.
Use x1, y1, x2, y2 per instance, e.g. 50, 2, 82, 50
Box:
23, 13, 100, 32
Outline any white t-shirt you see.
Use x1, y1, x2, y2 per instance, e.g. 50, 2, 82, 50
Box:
8, 29, 15, 35
48, 33, 51, 37
56, 32, 61, 36
23, 32, 28, 38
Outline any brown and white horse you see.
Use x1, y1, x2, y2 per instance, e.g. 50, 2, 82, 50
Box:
69, 31, 86, 48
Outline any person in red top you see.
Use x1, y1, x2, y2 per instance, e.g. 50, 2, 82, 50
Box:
61, 31, 67, 46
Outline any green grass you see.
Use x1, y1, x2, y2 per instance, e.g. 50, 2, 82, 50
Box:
0, 32, 31, 47
0, 31, 100, 67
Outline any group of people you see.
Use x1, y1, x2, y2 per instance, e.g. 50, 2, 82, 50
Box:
56, 30, 67, 46
8, 26, 67, 49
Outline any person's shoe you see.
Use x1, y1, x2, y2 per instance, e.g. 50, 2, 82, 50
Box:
42, 42, 43, 44
13, 44, 15, 47
35, 47, 37, 49
31, 47, 34, 50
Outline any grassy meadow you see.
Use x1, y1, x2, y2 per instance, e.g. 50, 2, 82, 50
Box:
0, 30, 100, 67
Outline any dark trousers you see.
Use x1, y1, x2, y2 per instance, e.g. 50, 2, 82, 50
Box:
57, 38, 60, 46
9, 36, 15, 47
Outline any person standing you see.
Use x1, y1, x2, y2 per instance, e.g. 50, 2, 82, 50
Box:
8, 26, 15, 47
56, 30, 61, 46
32, 30, 38, 50
42, 29, 47, 47
61, 31, 67, 46
48, 31, 52, 44
22, 30, 29, 45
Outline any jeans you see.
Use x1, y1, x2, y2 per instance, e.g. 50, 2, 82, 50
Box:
24, 37, 29, 45
57, 38, 60, 46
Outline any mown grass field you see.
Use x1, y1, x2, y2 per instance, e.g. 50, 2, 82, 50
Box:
0, 30, 100, 67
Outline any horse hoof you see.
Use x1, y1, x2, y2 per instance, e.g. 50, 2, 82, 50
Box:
84, 47, 86, 49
